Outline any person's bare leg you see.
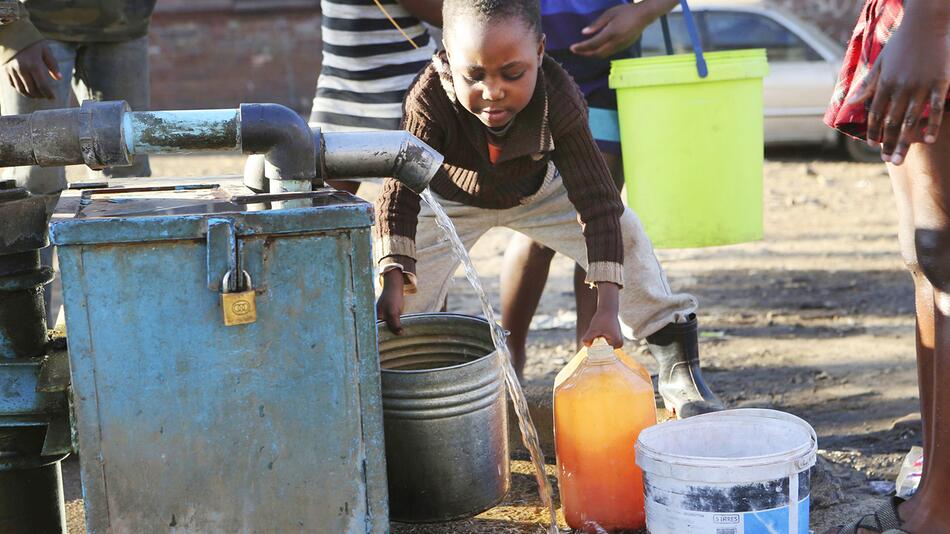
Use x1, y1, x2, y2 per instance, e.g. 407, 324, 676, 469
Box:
501, 235, 555, 378
886, 160, 936, 524
824, 130, 950, 534
896, 128, 950, 533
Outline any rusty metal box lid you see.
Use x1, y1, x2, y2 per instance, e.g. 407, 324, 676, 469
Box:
50, 176, 374, 246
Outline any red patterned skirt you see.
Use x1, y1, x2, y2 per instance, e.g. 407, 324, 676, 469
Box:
823, 0, 949, 139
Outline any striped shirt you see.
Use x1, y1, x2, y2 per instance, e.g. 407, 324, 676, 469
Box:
309, 0, 437, 132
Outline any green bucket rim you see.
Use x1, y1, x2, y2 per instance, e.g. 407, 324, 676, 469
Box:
609, 49, 768, 89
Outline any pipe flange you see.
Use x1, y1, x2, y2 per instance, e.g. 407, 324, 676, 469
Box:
78, 100, 132, 170
0, 182, 28, 203
0, 194, 48, 254
0, 267, 54, 292
313, 125, 325, 185
0, 453, 68, 471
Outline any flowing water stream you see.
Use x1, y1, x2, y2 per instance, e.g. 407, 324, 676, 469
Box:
421, 190, 561, 534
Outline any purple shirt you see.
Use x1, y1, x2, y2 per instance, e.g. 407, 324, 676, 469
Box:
542, 0, 628, 108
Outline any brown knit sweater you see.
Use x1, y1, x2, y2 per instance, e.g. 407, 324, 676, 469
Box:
375, 51, 625, 290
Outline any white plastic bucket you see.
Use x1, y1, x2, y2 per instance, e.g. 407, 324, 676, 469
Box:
636, 409, 817, 534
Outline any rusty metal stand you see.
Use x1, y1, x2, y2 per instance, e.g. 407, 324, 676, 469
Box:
0, 180, 70, 533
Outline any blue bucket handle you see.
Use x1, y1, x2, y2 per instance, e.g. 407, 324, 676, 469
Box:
679, 0, 708, 78
632, 0, 708, 78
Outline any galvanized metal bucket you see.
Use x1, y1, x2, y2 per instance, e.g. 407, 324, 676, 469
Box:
377, 313, 510, 523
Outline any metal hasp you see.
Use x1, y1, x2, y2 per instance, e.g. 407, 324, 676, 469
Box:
244, 129, 444, 195
0, 180, 71, 533
0, 100, 318, 190
50, 184, 388, 533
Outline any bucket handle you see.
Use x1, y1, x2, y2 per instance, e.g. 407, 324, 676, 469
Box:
679, 0, 708, 78
631, 0, 708, 78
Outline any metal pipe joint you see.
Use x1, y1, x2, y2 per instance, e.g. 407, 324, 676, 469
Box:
244, 128, 444, 195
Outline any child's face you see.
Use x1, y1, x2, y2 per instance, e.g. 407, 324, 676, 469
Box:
444, 19, 544, 129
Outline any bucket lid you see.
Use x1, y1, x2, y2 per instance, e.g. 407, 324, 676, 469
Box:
609, 49, 769, 89
636, 409, 817, 484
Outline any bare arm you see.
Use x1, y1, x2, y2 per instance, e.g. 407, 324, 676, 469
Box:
396, 0, 442, 27
848, 0, 950, 164
570, 0, 680, 58
581, 282, 623, 348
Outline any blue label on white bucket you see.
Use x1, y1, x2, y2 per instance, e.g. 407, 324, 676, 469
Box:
745, 497, 809, 534
645, 496, 809, 534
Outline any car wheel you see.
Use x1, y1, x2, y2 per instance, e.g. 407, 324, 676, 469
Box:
843, 135, 883, 163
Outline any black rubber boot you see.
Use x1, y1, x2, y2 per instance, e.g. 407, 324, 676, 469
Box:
646, 314, 724, 418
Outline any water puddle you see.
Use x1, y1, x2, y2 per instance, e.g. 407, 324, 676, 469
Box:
421, 190, 561, 534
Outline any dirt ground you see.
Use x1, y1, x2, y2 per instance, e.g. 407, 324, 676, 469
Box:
60, 149, 919, 533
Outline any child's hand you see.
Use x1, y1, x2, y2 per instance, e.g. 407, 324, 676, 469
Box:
581, 282, 623, 348
377, 269, 406, 335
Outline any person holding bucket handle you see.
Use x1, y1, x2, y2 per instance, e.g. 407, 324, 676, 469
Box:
374, 0, 723, 419
498, 0, 723, 418
824, 0, 950, 532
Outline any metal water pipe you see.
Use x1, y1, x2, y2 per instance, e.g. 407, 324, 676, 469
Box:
244, 129, 443, 195
0, 100, 317, 192
0, 100, 443, 194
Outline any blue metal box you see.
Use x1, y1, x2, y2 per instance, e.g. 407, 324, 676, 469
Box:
51, 180, 387, 533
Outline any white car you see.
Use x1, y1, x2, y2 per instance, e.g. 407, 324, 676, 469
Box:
638, 0, 879, 161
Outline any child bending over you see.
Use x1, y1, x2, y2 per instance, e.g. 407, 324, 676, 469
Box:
374, 0, 721, 418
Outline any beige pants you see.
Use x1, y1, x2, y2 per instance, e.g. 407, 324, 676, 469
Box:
401, 167, 698, 339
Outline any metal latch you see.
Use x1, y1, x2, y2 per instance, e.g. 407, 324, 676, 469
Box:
207, 218, 257, 326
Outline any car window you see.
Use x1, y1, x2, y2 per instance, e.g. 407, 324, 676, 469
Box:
639, 13, 695, 56
703, 11, 822, 62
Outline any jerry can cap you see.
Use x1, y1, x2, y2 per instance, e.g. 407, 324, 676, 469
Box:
588, 338, 615, 362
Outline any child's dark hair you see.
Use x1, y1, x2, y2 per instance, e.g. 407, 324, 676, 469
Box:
442, 0, 542, 40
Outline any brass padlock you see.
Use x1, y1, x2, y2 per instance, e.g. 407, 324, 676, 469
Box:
221, 270, 257, 326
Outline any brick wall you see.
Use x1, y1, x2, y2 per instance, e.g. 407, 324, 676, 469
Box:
149, 3, 322, 113
146, 0, 860, 113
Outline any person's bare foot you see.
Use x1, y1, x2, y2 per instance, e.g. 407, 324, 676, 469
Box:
901, 496, 950, 534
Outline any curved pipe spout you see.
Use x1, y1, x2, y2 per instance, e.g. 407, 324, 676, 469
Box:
320, 130, 443, 194
244, 129, 444, 195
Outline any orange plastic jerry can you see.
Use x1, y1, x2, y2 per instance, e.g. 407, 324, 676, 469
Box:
553, 338, 657, 532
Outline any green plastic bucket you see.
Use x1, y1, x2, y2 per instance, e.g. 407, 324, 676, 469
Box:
609, 49, 769, 248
